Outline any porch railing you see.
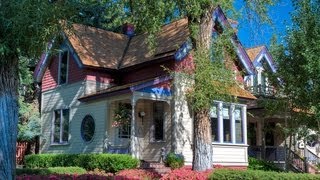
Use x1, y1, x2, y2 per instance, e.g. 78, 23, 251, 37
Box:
248, 146, 286, 162
300, 146, 320, 165
287, 148, 305, 173
246, 85, 276, 97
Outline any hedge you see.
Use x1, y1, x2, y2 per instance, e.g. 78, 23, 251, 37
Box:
16, 166, 86, 175
24, 154, 139, 173
248, 157, 281, 172
209, 169, 320, 180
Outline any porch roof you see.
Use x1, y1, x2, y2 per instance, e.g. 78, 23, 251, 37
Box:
78, 76, 171, 102
228, 85, 257, 100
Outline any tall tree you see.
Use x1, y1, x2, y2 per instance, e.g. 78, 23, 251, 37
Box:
272, 0, 320, 136
0, 1, 80, 179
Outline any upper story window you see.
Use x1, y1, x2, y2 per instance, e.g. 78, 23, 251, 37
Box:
152, 102, 165, 142
58, 50, 69, 85
52, 109, 69, 144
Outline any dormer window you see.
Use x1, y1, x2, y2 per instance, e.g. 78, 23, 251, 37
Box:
59, 50, 69, 85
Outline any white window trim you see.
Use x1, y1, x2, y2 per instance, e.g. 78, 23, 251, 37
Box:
51, 109, 69, 145
212, 101, 247, 145
58, 50, 69, 85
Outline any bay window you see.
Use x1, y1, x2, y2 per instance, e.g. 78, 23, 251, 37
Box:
210, 101, 247, 145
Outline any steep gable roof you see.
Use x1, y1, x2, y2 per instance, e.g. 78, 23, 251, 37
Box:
67, 24, 129, 69
67, 18, 189, 70
246, 45, 277, 73
246, 46, 264, 62
121, 18, 189, 68
213, 6, 255, 75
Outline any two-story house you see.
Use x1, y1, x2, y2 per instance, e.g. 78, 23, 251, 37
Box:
34, 6, 257, 168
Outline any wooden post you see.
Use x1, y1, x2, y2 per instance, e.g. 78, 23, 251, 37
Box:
130, 97, 139, 159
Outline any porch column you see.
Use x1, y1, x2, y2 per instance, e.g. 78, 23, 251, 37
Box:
230, 104, 236, 144
242, 105, 247, 145
130, 97, 139, 159
218, 102, 223, 143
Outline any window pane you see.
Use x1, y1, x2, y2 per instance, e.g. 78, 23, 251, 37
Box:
54, 110, 61, 143
235, 108, 243, 143
223, 106, 231, 143
154, 102, 164, 141
210, 106, 217, 118
211, 118, 218, 142
62, 109, 69, 142
118, 103, 131, 138
59, 51, 68, 84
210, 105, 218, 142
119, 124, 130, 138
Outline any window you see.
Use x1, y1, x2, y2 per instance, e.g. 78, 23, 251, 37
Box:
117, 103, 131, 139
153, 102, 165, 141
59, 51, 68, 85
235, 107, 243, 143
210, 102, 247, 145
52, 109, 69, 144
81, 115, 95, 142
210, 106, 218, 142
223, 106, 231, 143
119, 123, 131, 138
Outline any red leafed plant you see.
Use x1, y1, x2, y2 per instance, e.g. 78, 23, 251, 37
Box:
116, 169, 162, 180
160, 166, 212, 180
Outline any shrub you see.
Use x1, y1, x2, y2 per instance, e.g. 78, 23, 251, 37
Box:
16, 174, 113, 180
209, 169, 320, 180
24, 154, 139, 173
117, 169, 161, 180
161, 166, 212, 180
248, 157, 281, 171
165, 152, 184, 169
16, 166, 86, 175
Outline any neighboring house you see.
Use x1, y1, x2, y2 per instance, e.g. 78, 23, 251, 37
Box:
243, 46, 287, 163
34, 6, 257, 168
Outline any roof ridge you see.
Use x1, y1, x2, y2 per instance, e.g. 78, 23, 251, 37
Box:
246, 45, 265, 50
117, 37, 132, 69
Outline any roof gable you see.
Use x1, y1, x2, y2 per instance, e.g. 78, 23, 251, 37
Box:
213, 6, 255, 75
67, 24, 129, 69
246, 45, 277, 73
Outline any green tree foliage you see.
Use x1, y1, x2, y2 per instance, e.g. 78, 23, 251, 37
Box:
0, 1, 80, 179
272, 0, 320, 135
18, 57, 40, 142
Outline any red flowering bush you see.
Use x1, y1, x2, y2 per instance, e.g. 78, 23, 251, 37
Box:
116, 169, 162, 180
16, 174, 112, 180
213, 164, 224, 169
160, 166, 212, 180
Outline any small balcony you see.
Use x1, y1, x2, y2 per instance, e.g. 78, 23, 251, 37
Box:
246, 85, 276, 97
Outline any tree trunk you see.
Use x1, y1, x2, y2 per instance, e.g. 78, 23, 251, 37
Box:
193, 109, 212, 171
0, 55, 19, 180
191, 6, 214, 172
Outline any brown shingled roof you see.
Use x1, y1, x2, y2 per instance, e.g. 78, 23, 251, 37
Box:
229, 85, 257, 100
246, 46, 264, 62
68, 24, 129, 69
120, 18, 189, 68
67, 18, 189, 70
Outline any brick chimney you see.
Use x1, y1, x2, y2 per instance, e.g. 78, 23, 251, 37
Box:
122, 23, 135, 37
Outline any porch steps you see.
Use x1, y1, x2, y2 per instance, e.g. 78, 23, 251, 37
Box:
140, 161, 171, 175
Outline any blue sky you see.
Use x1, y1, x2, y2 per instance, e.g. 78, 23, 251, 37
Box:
235, 0, 294, 48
